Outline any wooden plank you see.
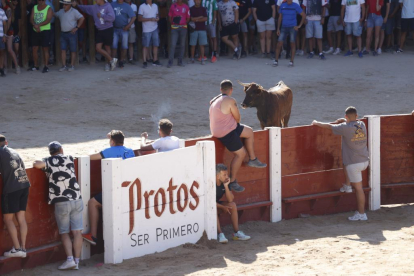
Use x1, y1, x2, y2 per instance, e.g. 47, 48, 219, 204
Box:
382, 182, 414, 189
283, 187, 371, 203
237, 201, 272, 210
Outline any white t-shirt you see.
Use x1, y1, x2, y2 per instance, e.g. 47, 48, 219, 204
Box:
303, 0, 328, 21
152, 136, 180, 152
138, 3, 159, 33
399, 0, 414, 19
341, 0, 365, 23
129, 3, 137, 28
277, 0, 300, 6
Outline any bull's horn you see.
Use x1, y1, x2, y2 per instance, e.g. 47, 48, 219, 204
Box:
237, 80, 250, 87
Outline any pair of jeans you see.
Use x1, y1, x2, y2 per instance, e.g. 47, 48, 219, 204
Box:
169, 27, 187, 64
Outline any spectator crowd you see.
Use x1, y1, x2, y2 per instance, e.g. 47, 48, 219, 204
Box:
0, 0, 413, 74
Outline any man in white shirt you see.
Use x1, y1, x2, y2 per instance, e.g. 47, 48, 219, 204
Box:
126, 0, 137, 63
397, 0, 414, 53
138, 0, 162, 68
140, 119, 180, 152
341, 0, 365, 58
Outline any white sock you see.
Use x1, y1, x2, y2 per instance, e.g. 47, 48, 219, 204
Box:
234, 47, 238, 52
67, 256, 74, 262
75, 258, 80, 264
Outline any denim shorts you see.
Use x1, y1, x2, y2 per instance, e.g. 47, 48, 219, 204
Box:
112, 28, 129, 49
240, 21, 248, 33
306, 20, 323, 38
54, 199, 84, 234
346, 161, 369, 183
278, 26, 297, 42
345, 21, 363, 36
367, 13, 383, 28
142, 29, 160, 47
190, 30, 207, 46
327, 16, 344, 32
60, 32, 77, 52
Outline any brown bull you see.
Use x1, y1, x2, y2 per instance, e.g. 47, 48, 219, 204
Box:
239, 81, 293, 129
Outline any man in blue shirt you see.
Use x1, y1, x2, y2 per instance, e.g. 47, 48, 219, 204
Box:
82, 130, 135, 245
273, 0, 305, 67
111, 0, 136, 68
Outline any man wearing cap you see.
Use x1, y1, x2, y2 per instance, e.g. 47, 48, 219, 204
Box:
55, 0, 84, 72
33, 142, 84, 270
82, 130, 135, 246
0, 135, 31, 258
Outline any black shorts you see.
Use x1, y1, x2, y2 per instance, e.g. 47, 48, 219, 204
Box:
221, 23, 239, 37
32, 30, 52, 47
1, 187, 30, 214
158, 18, 168, 35
94, 192, 102, 205
96, 27, 114, 47
218, 123, 245, 152
401, 18, 414, 32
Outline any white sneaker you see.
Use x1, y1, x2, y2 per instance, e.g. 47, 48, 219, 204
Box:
233, 231, 251, 241
324, 47, 334, 54
110, 58, 118, 71
348, 212, 368, 221
377, 48, 382, 54
339, 184, 352, 193
218, 233, 228, 244
58, 260, 77, 270
333, 48, 341, 55
59, 66, 67, 72
4, 247, 26, 258
296, 50, 304, 56
73, 263, 79, 270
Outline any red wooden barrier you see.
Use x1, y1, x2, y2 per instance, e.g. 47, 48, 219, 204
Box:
380, 115, 414, 205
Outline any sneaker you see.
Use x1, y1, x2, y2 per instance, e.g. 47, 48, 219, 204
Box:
296, 50, 304, 56
148, 59, 154, 63
4, 247, 26, 258
68, 66, 75, 72
233, 231, 251, 241
358, 51, 364, 58
339, 184, 352, 193
288, 61, 294, 67
42, 66, 49, 73
319, 53, 326, 60
59, 66, 67, 72
82, 233, 97, 245
152, 60, 162, 66
201, 60, 205, 65
241, 50, 247, 58
307, 52, 314, 59
118, 60, 124, 68
237, 48, 242, 59
396, 48, 403, 53
232, 52, 238, 60
323, 47, 334, 54
73, 263, 79, 270
333, 48, 341, 55
352, 47, 359, 52
372, 51, 378, 56
0, 69, 5, 77
348, 212, 368, 221
362, 50, 369, 55
211, 55, 217, 63
247, 158, 267, 168
58, 260, 77, 270
110, 58, 118, 71
272, 60, 278, 67
377, 48, 382, 55
104, 64, 110, 72
143, 62, 148, 68
218, 233, 228, 244
15, 66, 21, 74
188, 58, 195, 64
28, 66, 39, 71
229, 180, 245, 192
197, 56, 207, 62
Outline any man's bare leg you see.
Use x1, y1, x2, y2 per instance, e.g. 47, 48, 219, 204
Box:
225, 202, 239, 232
352, 181, 365, 214
239, 125, 256, 160
4, 214, 21, 249
16, 211, 27, 249
61, 233, 73, 257
217, 213, 222, 233
229, 147, 246, 182
222, 36, 236, 51
72, 230, 83, 259
88, 198, 101, 238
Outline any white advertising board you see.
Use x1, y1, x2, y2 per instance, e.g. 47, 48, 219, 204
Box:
102, 141, 216, 264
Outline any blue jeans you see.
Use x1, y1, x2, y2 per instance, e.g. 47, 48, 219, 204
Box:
54, 199, 84, 234
278, 26, 297, 42
112, 28, 129, 49
169, 27, 187, 64
367, 13, 383, 28
142, 29, 160, 47
306, 20, 323, 39
60, 32, 77, 52
345, 21, 363, 36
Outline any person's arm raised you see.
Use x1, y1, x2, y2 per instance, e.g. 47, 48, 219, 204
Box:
223, 178, 234, 203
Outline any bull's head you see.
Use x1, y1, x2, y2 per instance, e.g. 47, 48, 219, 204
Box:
238, 81, 264, 109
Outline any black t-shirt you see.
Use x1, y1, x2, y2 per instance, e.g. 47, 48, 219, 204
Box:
381, 0, 389, 18
10, 6, 21, 35
190, 6, 207, 30
216, 182, 232, 202
329, 0, 342, 17
253, 0, 275, 21
236, 0, 252, 20
0, 146, 31, 194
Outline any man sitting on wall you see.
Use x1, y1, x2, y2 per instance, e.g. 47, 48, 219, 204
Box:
312, 106, 370, 221
140, 119, 180, 152
216, 163, 251, 243
82, 130, 135, 245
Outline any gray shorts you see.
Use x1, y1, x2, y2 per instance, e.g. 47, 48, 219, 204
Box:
54, 199, 84, 234
206, 23, 217, 38
346, 161, 369, 183
257, 17, 276, 32
328, 16, 343, 32
240, 21, 248, 33
128, 27, 136, 43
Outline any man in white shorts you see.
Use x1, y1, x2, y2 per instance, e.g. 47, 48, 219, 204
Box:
253, 0, 276, 57
312, 106, 370, 221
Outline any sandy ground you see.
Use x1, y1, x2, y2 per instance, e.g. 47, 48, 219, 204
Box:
8, 203, 414, 276
1, 45, 414, 165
